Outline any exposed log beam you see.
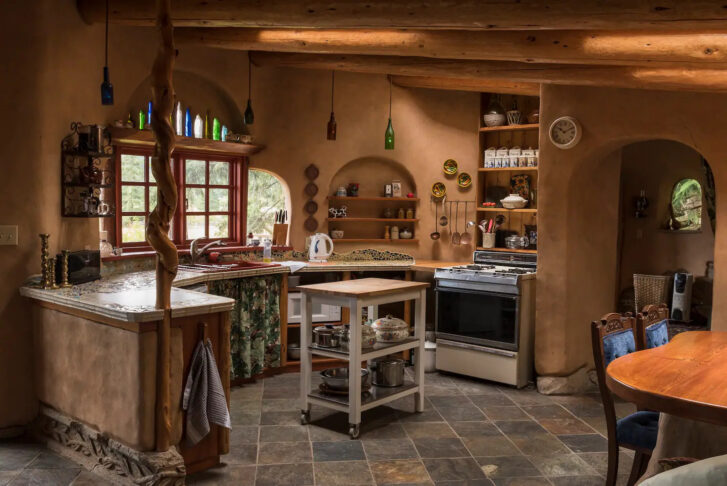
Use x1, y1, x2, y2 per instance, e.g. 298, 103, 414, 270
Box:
176, 28, 727, 67
391, 76, 540, 97
250, 52, 727, 93
77, 0, 727, 31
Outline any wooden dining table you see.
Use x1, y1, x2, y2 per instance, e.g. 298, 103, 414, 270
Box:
606, 331, 727, 482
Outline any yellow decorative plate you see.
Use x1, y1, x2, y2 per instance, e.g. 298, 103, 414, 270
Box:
431, 182, 447, 198
443, 159, 458, 175
457, 172, 472, 188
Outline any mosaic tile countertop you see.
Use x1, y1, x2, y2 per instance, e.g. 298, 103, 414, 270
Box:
20, 250, 431, 324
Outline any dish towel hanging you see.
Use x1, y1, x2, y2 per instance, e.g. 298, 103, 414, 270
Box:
182, 338, 231, 446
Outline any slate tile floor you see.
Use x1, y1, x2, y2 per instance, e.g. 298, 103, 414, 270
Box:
187, 371, 638, 486
0, 371, 635, 485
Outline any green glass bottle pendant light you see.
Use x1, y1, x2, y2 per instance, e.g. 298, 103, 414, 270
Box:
100, 0, 113, 105
244, 56, 255, 125
384, 76, 395, 150
327, 71, 337, 141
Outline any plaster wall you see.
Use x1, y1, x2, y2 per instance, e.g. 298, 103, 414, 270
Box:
536, 85, 727, 377
618, 140, 714, 292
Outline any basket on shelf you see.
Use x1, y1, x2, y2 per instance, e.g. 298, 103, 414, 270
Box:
633, 274, 672, 314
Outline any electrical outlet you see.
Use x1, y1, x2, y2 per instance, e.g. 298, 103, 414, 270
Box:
0, 225, 18, 246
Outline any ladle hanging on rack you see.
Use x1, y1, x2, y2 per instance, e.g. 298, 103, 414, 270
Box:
430, 201, 441, 240
451, 202, 461, 245
460, 202, 472, 246
439, 196, 448, 227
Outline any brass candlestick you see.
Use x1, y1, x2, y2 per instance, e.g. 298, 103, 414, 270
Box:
48, 257, 59, 290
39, 234, 51, 289
60, 250, 72, 288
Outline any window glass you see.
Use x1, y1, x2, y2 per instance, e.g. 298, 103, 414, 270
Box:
209, 161, 230, 185
209, 215, 229, 238
185, 159, 206, 185
186, 215, 206, 239
247, 169, 288, 240
121, 216, 146, 242
121, 186, 145, 212
186, 187, 206, 212
670, 178, 702, 231
209, 188, 229, 212
121, 154, 145, 182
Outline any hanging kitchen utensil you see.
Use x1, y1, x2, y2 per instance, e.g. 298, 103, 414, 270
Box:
439, 196, 448, 227
461, 202, 472, 245
430, 201, 440, 240
451, 202, 461, 245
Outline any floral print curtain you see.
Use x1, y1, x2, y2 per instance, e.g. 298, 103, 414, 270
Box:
209, 275, 282, 380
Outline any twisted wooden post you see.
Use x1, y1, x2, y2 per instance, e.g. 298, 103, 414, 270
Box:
147, 0, 177, 452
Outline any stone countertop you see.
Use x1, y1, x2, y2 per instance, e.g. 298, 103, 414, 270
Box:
19, 259, 423, 323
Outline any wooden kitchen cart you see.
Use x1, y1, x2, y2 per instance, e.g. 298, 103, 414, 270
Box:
297, 278, 429, 438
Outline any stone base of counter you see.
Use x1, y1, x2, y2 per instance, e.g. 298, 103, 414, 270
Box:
34, 407, 186, 486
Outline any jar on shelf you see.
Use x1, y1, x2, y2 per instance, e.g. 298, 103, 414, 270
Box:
405, 208, 414, 219
397, 208, 405, 219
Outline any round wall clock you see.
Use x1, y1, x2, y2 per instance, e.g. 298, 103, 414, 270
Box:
548, 116, 582, 149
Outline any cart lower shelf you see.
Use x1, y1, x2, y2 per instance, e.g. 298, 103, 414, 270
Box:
307, 380, 419, 413
308, 337, 420, 361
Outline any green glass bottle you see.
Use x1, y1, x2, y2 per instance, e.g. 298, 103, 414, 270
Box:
138, 110, 145, 131
212, 117, 221, 141
384, 117, 395, 150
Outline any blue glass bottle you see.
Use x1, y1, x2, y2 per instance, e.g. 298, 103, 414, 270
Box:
147, 101, 152, 128
221, 125, 228, 142
100, 66, 113, 105
185, 108, 192, 137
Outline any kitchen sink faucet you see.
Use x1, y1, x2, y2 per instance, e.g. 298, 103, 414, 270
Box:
189, 239, 226, 265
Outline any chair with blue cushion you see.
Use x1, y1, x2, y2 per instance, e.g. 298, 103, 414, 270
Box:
636, 304, 670, 350
592, 313, 660, 486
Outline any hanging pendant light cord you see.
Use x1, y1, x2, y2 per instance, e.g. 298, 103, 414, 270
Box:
104, 0, 109, 66
248, 56, 252, 98
331, 71, 335, 111
388, 76, 392, 118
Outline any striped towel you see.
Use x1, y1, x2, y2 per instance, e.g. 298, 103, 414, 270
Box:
182, 338, 231, 446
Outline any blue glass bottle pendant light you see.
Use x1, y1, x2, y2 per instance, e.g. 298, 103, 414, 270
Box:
185, 108, 192, 137
384, 76, 395, 150
99, 0, 113, 105
244, 56, 255, 125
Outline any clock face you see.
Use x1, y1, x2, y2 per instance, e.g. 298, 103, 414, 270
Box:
549, 116, 581, 149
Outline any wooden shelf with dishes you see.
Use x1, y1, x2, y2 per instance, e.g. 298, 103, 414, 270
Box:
477, 92, 540, 255
327, 194, 419, 243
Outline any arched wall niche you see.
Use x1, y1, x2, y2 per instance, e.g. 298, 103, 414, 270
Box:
328, 156, 417, 199
126, 70, 245, 134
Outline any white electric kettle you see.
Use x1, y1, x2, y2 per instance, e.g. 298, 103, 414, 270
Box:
309, 233, 334, 262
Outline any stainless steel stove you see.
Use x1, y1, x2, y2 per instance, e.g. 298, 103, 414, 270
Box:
434, 250, 537, 388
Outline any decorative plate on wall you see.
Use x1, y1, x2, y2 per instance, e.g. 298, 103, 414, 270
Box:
443, 159, 458, 175
304, 216, 319, 232
305, 182, 319, 197
431, 182, 447, 198
304, 200, 318, 214
457, 172, 472, 189
305, 164, 320, 180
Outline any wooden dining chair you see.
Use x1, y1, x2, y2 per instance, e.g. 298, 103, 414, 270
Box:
636, 304, 670, 350
592, 313, 660, 486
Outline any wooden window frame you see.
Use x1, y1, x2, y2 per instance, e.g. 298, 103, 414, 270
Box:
113, 145, 248, 251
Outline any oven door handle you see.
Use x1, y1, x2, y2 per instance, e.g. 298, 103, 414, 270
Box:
438, 339, 517, 358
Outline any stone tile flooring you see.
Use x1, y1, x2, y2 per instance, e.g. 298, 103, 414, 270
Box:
0, 437, 111, 486
187, 371, 638, 486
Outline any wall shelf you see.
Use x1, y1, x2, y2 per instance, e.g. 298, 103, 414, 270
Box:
479, 123, 539, 133
327, 196, 419, 202
479, 167, 538, 172
327, 218, 418, 223
332, 239, 419, 243
109, 127, 265, 156
477, 207, 537, 213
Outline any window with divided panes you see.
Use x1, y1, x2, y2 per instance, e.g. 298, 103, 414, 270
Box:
114, 147, 245, 248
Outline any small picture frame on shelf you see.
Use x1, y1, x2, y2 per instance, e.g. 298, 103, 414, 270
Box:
392, 180, 402, 198
384, 184, 393, 197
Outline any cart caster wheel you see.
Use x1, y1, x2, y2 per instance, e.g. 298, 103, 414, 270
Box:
300, 410, 311, 425
348, 424, 360, 439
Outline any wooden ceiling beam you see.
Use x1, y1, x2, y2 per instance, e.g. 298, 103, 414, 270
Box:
77, 0, 727, 31
390, 76, 540, 97
249, 52, 727, 93
176, 28, 727, 68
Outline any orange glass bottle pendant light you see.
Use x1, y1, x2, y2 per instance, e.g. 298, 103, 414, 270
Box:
385, 76, 394, 150
327, 71, 337, 141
